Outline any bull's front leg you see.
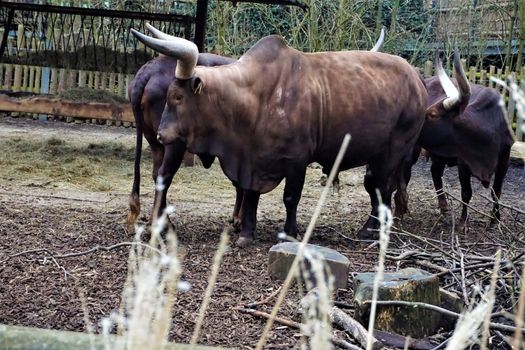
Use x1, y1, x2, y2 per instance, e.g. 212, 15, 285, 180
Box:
230, 187, 244, 232
358, 165, 395, 240
151, 140, 186, 232
236, 190, 260, 248
282, 166, 307, 239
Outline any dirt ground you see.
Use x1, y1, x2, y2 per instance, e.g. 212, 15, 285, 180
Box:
0, 116, 524, 349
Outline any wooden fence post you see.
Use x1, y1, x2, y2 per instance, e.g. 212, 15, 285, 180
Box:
117, 73, 125, 97
78, 70, 86, 88
423, 60, 433, 78
517, 80, 525, 141
58, 68, 66, 92
488, 66, 496, 88
28, 66, 35, 92
4, 64, 13, 90
0, 63, 4, 88
468, 66, 476, 83
34, 67, 42, 94
108, 73, 116, 94
49, 68, 58, 94
13, 65, 22, 91
22, 65, 29, 92
479, 68, 486, 86
506, 72, 517, 125
94, 71, 101, 90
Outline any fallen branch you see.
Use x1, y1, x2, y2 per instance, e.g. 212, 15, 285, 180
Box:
244, 286, 282, 309
330, 306, 383, 350
235, 307, 361, 350
362, 300, 525, 334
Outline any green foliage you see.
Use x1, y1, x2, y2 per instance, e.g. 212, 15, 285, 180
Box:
204, 0, 436, 66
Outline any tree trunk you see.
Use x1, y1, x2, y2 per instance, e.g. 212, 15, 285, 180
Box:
504, 0, 519, 70
517, 0, 525, 67
375, 0, 383, 36
390, 0, 399, 33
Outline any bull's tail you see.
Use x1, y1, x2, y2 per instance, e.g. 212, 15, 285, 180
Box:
490, 144, 511, 222
127, 74, 148, 228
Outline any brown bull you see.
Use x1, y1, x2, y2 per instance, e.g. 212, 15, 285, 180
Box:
127, 24, 234, 227
131, 29, 427, 246
415, 50, 514, 230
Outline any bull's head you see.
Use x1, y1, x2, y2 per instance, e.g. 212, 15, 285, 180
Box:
131, 25, 204, 146
426, 48, 471, 121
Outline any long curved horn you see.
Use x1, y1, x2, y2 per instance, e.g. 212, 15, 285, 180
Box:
450, 47, 470, 108
145, 23, 179, 41
436, 48, 471, 110
131, 29, 198, 80
370, 27, 385, 52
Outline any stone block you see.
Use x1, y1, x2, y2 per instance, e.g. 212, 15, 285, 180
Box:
354, 268, 440, 338
268, 242, 350, 289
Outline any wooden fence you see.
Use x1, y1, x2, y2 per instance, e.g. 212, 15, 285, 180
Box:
0, 63, 132, 98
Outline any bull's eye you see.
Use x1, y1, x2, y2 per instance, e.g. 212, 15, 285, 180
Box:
175, 95, 183, 102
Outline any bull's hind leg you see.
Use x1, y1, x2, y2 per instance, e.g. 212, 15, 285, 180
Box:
430, 157, 448, 214
393, 146, 420, 221
457, 163, 472, 232
358, 165, 395, 240
237, 190, 260, 248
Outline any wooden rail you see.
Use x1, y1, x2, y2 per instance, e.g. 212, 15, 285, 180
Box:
0, 94, 133, 122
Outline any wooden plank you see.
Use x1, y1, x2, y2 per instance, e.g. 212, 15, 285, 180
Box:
0, 324, 230, 350
0, 94, 133, 122
511, 141, 525, 162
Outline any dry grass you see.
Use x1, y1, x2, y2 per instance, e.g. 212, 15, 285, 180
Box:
0, 135, 141, 192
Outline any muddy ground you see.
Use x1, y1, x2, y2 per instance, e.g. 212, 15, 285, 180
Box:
0, 116, 524, 349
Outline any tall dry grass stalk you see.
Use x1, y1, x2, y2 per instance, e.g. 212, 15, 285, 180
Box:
190, 229, 230, 347
513, 262, 525, 348
100, 216, 182, 350
480, 250, 501, 350
299, 247, 335, 350
99, 178, 187, 350
446, 251, 502, 350
366, 202, 392, 350
255, 133, 351, 350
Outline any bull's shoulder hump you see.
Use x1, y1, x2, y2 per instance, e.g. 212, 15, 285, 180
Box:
241, 35, 289, 62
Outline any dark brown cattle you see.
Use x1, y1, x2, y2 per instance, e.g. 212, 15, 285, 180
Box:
132, 29, 428, 246
127, 25, 234, 227
397, 50, 514, 230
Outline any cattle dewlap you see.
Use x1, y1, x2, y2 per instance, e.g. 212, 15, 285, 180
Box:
268, 242, 350, 289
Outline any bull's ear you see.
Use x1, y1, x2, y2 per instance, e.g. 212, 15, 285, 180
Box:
191, 76, 203, 95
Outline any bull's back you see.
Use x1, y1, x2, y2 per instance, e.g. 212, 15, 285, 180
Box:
297, 51, 427, 168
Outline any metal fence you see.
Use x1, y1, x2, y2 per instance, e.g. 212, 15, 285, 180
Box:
0, 1, 193, 73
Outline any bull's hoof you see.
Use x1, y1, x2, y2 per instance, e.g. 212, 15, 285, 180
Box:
438, 202, 450, 215
456, 220, 468, 233
236, 236, 254, 248
489, 217, 499, 228
357, 227, 378, 240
